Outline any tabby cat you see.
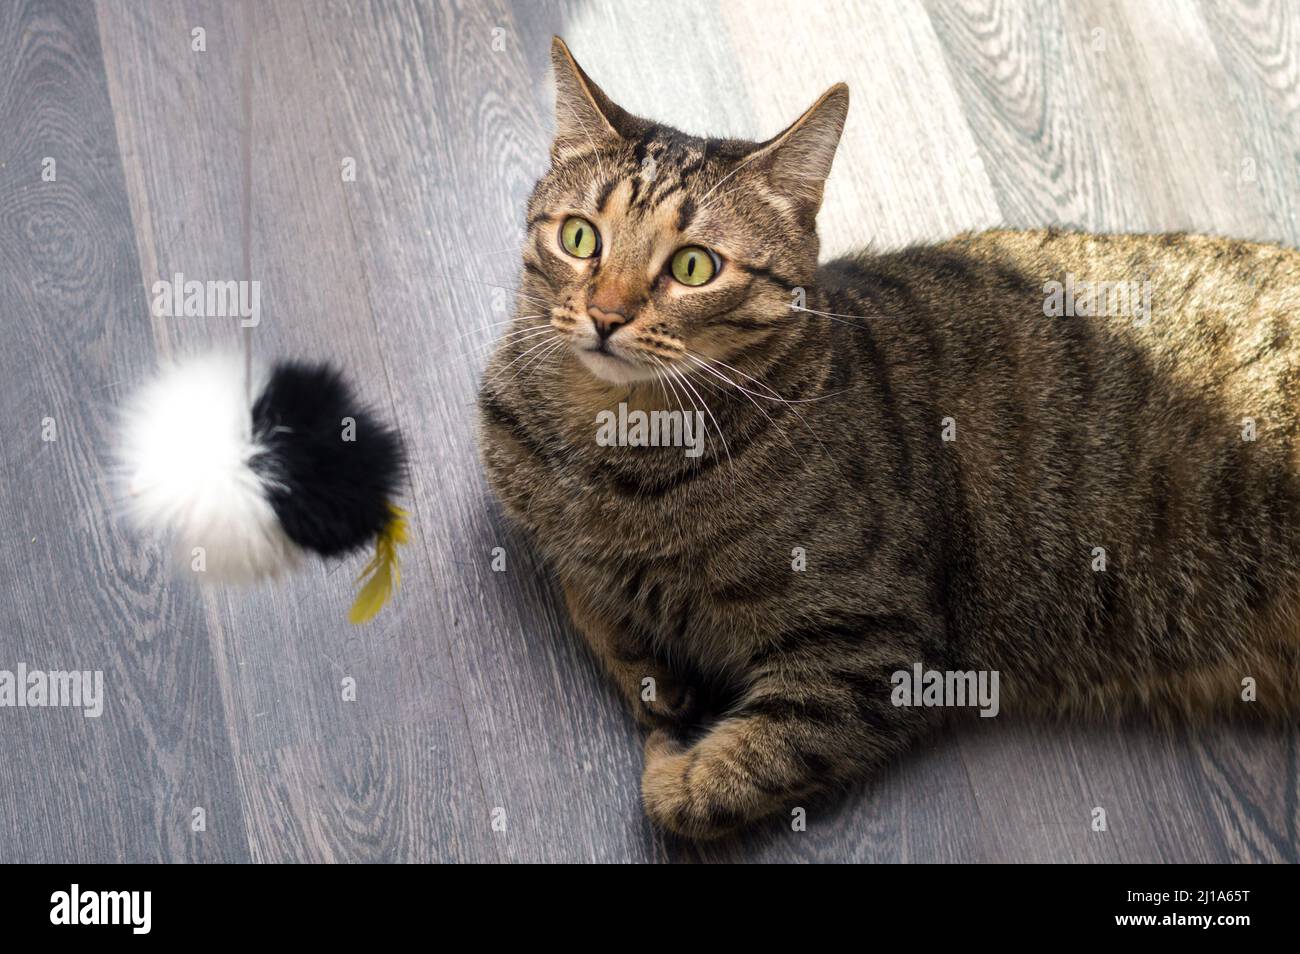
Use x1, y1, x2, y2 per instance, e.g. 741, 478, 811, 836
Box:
478, 38, 1300, 839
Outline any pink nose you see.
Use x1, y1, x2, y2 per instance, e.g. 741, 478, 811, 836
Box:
588, 305, 630, 341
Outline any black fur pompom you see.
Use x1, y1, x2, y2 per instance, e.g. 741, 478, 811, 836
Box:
250, 362, 405, 558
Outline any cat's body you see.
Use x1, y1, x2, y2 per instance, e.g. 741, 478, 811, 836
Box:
478, 40, 1300, 838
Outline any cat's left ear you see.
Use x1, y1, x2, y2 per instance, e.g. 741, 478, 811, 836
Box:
749, 84, 849, 223
550, 37, 641, 161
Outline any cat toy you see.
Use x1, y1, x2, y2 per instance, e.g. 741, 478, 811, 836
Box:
119, 349, 408, 623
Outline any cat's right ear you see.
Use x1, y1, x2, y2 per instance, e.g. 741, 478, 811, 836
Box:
550, 37, 638, 161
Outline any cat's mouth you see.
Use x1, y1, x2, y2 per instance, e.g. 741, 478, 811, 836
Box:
575, 342, 656, 385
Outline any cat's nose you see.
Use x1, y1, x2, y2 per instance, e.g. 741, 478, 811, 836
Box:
589, 305, 630, 341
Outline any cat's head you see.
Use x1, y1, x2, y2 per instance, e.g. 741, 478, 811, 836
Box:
522, 37, 848, 386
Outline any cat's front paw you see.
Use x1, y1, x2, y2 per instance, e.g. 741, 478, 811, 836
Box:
641, 729, 741, 840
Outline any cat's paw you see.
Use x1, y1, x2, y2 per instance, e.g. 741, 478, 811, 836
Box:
641, 729, 740, 840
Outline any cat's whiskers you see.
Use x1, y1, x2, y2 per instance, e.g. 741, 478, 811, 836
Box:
647, 359, 718, 480
487, 332, 562, 387
684, 350, 793, 401
489, 324, 561, 351
685, 350, 847, 405
677, 355, 808, 472
497, 337, 565, 391
679, 365, 738, 478
648, 362, 668, 404
649, 354, 690, 419
652, 356, 734, 481
447, 314, 546, 348
665, 361, 717, 475
681, 366, 803, 487
443, 321, 555, 370
789, 303, 895, 329
520, 337, 570, 383
683, 350, 844, 474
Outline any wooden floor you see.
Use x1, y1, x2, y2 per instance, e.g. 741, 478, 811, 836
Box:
0, 0, 1297, 862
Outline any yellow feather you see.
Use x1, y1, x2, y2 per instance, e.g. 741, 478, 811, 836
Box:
348, 504, 409, 624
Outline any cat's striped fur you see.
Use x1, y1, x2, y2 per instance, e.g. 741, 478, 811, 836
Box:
478, 38, 1300, 839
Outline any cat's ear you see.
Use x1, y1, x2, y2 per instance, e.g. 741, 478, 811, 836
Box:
550, 37, 639, 160
749, 84, 849, 222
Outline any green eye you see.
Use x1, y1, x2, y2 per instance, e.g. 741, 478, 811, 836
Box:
670, 246, 717, 286
560, 217, 599, 258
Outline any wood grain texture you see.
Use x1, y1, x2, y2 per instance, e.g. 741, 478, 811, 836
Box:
0, 0, 1295, 862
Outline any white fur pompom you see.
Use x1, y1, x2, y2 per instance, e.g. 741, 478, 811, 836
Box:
119, 351, 302, 582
